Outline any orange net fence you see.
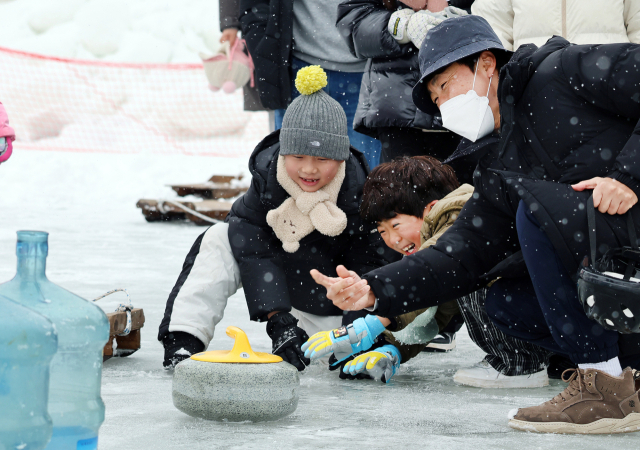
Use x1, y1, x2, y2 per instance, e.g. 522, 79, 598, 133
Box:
0, 46, 269, 157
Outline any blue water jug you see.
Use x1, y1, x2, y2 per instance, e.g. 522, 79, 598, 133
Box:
0, 294, 58, 450
0, 231, 110, 450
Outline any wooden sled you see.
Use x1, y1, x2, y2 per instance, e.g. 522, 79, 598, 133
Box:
136, 199, 232, 225
103, 308, 146, 362
169, 175, 246, 199
136, 174, 246, 225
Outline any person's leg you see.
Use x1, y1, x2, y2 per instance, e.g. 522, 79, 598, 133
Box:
289, 308, 342, 338
324, 69, 381, 169
516, 201, 620, 367
158, 223, 242, 347
506, 202, 639, 434
486, 277, 570, 357
459, 288, 551, 376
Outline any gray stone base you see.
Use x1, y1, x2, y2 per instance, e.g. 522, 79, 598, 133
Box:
172, 358, 300, 422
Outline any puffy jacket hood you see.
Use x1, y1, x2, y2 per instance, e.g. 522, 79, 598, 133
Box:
0, 102, 15, 140
497, 36, 571, 124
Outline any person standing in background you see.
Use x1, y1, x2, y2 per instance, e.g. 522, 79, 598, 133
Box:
218, 0, 276, 131
472, 0, 640, 50
338, 0, 472, 166
239, 0, 382, 169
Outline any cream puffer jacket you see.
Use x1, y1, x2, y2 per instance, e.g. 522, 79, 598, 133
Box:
472, 0, 640, 51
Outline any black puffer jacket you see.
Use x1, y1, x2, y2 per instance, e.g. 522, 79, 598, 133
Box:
226, 130, 390, 321
239, 0, 294, 110
337, 0, 473, 138
363, 37, 640, 318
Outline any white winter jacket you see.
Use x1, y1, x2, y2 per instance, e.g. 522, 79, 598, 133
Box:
472, 0, 640, 51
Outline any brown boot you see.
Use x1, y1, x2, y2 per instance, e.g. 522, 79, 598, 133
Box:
509, 367, 640, 434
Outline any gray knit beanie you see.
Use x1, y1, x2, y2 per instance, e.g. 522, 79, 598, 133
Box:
279, 65, 350, 161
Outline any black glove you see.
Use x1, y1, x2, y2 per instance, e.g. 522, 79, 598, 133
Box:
162, 331, 205, 369
266, 312, 310, 371
328, 353, 372, 380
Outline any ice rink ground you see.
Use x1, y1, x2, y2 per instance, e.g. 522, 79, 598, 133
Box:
1, 150, 638, 449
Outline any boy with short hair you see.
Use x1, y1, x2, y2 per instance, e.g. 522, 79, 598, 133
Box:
305, 156, 551, 386
158, 66, 390, 371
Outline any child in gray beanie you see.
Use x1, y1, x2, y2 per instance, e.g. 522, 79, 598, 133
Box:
159, 66, 391, 373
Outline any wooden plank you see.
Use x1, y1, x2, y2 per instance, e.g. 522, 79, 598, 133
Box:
169, 183, 247, 200
106, 308, 145, 335
136, 199, 186, 222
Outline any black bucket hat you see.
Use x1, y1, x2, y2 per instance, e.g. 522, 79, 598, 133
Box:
412, 15, 513, 116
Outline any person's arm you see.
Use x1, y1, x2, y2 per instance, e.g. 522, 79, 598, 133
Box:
239, 0, 269, 61
562, 43, 640, 210
471, 0, 515, 51
227, 183, 293, 322
624, 0, 640, 44
219, 0, 241, 32
337, 0, 415, 59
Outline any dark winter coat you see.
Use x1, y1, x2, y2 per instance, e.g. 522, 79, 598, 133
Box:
239, 0, 294, 110
336, 0, 474, 138
226, 130, 390, 321
363, 37, 640, 318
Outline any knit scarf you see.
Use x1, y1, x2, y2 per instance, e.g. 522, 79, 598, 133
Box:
267, 156, 348, 253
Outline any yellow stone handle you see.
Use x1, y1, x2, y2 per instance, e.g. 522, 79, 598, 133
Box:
191, 326, 283, 363
226, 326, 258, 359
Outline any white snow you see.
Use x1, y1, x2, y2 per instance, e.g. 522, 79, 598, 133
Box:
1, 149, 636, 449
0, 0, 222, 63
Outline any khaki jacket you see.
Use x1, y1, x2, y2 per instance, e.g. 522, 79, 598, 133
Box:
383, 184, 474, 362
472, 0, 640, 51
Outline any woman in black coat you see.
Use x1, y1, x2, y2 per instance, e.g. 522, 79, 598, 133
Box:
337, 0, 473, 164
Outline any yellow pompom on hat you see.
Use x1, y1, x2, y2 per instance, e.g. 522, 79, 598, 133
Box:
280, 65, 350, 161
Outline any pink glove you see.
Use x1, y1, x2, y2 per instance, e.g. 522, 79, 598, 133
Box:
0, 137, 13, 164
0, 102, 15, 164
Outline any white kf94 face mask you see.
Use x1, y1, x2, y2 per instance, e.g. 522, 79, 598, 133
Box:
439, 61, 495, 142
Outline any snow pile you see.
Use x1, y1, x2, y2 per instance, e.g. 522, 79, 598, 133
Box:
0, 0, 269, 158
0, 0, 223, 63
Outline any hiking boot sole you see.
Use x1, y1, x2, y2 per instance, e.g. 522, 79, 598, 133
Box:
454, 370, 549, 389
509, 412, 640, 434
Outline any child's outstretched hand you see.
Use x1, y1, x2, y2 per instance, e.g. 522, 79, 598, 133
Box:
301, 315, 387, 362
343, 344, 401, 383
310, 265, 376, 311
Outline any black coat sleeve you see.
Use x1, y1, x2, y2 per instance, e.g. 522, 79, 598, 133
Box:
227, 185, 292, 322
363, 190, 520, 318
337, 0, 413, 60
220, 0, 241, 31
239, 0, 269, 56
561, 43, 640, 197
340, 218, 389, 276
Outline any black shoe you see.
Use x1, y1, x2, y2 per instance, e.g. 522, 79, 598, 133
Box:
547, 354, 576, 379
423, 332, 456, 353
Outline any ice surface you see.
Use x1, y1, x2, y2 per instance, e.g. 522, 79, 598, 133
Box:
2, 150, 637, 449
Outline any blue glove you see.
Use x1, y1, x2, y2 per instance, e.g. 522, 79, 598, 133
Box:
301, 315, 386, 363
343, 344, 401, 383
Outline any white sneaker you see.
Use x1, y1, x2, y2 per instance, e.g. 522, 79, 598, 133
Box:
453, 360, 549, 388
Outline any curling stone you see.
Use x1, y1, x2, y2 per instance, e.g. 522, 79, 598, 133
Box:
172, 326, 299, 422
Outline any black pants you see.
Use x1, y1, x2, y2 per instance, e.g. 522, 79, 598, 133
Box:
458, 289, 551, 376
486, 202, 640, 368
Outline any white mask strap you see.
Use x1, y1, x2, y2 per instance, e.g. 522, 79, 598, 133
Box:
486, 75, 492, 97
472, 59, 479, 90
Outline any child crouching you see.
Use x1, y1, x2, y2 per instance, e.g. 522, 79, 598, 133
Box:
158, 66, 390, 371
306, 156, 551, 386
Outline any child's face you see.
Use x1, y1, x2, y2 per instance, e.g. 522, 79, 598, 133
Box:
377, 214, 424, 256
284, 155, 342, 192
376, 201, 437, 256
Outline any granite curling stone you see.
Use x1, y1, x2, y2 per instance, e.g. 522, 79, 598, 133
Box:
172, 326, 300, 422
